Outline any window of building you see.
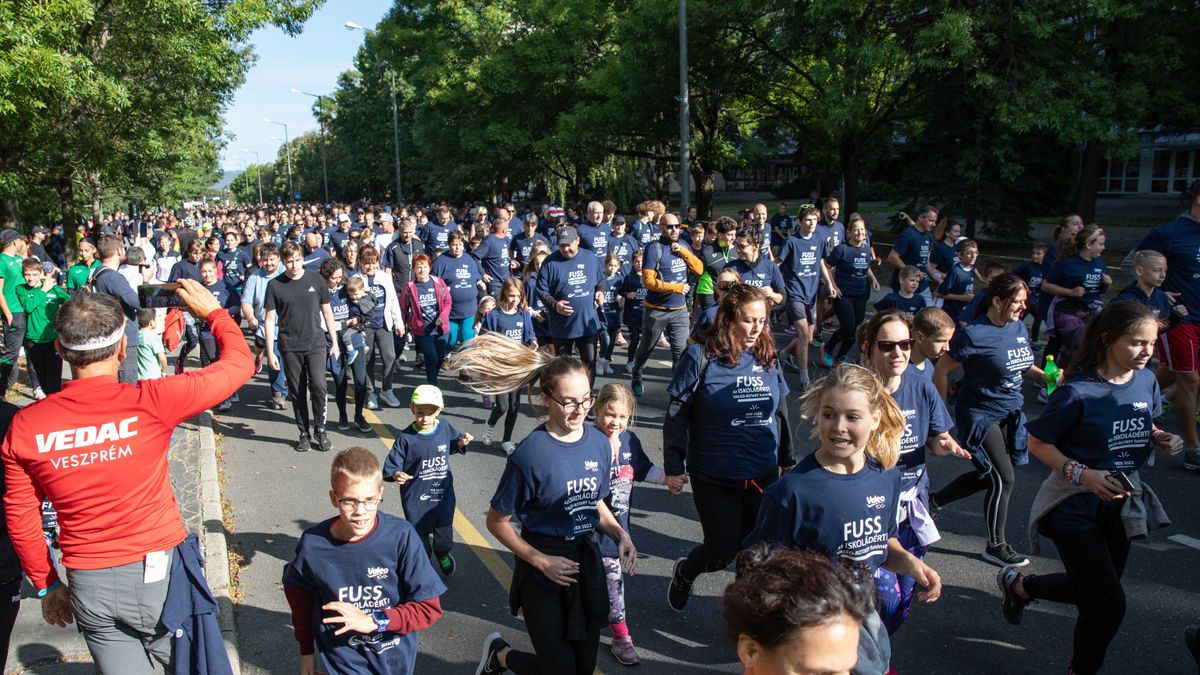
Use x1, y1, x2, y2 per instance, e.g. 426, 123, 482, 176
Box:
1150, 148, 1196, 194
1099, 158, 1139, 194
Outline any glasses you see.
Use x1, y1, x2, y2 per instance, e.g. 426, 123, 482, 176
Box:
337, 496, 383, 511
874, 339, 913, 353
662, 223, 681, 229
545, 393, 594, 412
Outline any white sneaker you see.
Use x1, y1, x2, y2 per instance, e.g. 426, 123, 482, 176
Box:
482, 423, 496, 446
32, 387, 45, 400
656, 335, 670, 349
501, 441, 517, 456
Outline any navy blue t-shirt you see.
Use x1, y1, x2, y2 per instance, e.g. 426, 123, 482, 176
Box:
577, 223, 611, 259
667, 344, 788, 480
1116, 283, 1173, 327
893, 367, 953, 485
490, 425, 613, 539
1027, 369, 1160, 472
824, 242, 873, 297
600, 430, 655, 558
929, 240, 958, 276
599, 272, 623, 318
1013, 261, 1044, 305
361, 271, 388, 329
198, 279, 240, 337
891, 226, 932, 291
608, 234, 639, 268
690, 304, 717, 342
936, 263, 975, 323
1134, 214, 1200, 322
303, 247, 332, 272
473, 233, 511, 283
950, 317, 1035, 414
725, 256, 786, 297
619, 271, 645, 326
421, 222, 455, 254
817, 220, 846, 252
383, 421, 466, 535
874, 291, 927, 317
744, 452, 900, 573
643, 240, 693, 309
412, 279, 439, 332
430, 253, 481, 321
509, 231, 550, 266
777, 232, 824, 305
281, 513, 446, 675
1047, 255, 1107, 308
536, 250, 602, 339
168, 258, 202, 283
216, 247, 252, 288
480, 307, 535, 345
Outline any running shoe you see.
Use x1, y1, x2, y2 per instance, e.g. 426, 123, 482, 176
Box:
611, 635, 641, 665
32, 387, 45, 401
996, 566, 1029, 625
366, 393, 380, 410
656, 335, 670, 349
667, 557, 693, 611
337, 419, 350, 432
271, 391, 286, 410
501, 441, 516, 456
785, 324, 797, 334
437, 553, 456, 577
482, 423, 496, 446
1184, 449, 1200, 471
820, 349, 834, 368
379, 390, 401, 408
632, 379, 644, 398
295, 434, 311, 453
1185, 625, 1200, 670
809, 338, 825, 348
316, 431, 333, 453
216, 399, 232, 413
476, 632, 509, 675
355, 417, 372, 434
782, 352, 801, 372
254, 352, 263, 374
982, 543, 1029, 567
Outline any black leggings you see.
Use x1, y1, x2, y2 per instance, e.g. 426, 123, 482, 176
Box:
826, 294, 868, 361
333, 351, 368, 424
281, 347, 328, 436
0, 577, 20, 672
933, 421, 1015, 546
678, 472, 778, 582
625, 321, 642, 364
505, 576, 600, 674
1023, 504, 1130, 675
552, 335, 597, 382
487, 390, 522, 442
25, 341, 62, 394
598, 312, 620, 361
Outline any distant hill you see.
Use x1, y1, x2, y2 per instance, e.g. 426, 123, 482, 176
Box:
210, 170, 242, 191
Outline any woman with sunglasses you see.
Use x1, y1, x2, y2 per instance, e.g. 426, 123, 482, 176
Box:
932, 273, 1047, 567
449, 335, 636, 675
662, 284, 794, 612
859, 310, 969, 634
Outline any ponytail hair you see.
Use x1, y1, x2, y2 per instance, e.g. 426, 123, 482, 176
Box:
800, 365, 904, 470
447, 333, 589, 399
1064, 301, 1161, 381
973, 272, 1028, 320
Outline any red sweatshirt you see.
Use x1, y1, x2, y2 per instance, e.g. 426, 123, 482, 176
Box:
2, 309, 252, 590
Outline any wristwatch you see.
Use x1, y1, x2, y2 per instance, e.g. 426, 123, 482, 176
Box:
371, 610, 389, 634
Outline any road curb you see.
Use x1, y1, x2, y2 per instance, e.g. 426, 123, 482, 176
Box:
196, 411, 242, 675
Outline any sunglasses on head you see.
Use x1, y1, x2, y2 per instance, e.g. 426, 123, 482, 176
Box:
874, 339, 913, 353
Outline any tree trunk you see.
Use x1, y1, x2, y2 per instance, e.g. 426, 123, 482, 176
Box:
58, 176, 79, 261
0, 198, 18, 229
1074, 141, 1103, 223
691, 166, 714, 220
839, 134, 862, 214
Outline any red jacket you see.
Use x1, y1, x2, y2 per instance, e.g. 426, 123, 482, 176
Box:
2, 309, 252, 590
399, 276, 452, 336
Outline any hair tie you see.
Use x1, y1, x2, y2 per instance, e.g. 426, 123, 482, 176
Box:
59, 325, 124, 351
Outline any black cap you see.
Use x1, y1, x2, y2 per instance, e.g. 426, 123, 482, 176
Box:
0, 229, 26, 245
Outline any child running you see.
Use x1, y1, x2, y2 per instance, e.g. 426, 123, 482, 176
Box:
382, 385, 473, 577
136, 308, 167, 382
597, 254, 624, 376
13, 258, 69, 394
282, 447, 446, 675
744, 365, 943, 675
479, 277, 536, 455
874, 265, 927, 321
593, 383, 666, 665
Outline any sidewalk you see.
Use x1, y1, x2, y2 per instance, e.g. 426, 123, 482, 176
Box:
2, 412, 236, 674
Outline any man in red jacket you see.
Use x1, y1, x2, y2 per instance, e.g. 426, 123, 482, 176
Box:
2, 278, 252, 673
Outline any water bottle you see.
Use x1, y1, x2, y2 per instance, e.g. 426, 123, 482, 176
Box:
1044, 355, 1060, 395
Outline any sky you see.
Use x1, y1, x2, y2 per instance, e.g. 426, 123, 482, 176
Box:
218, 0, 393, 173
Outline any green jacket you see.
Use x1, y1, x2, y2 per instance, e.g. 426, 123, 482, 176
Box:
15, 283, 70, 343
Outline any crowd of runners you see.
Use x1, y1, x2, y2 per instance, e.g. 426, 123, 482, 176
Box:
1, 183, 1199, 674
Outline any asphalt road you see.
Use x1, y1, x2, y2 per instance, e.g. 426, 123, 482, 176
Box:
219, 324, 1200, 675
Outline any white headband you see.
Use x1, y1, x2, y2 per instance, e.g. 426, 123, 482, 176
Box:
59, 326, 124, 351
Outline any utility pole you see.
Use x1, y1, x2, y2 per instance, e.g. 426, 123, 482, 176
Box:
678, 0, 690, 211
346, 21, 404, 204
265, 118, 293, 199
291, 89, 331, 202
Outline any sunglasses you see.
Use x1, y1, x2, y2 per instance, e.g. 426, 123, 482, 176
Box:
874, 339, 913, 353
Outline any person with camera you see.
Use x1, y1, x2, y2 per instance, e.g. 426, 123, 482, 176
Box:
2, 279, 251, 674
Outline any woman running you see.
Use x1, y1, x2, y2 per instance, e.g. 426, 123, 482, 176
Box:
479, 277, 536, 455
823, 214, 880, 366
320, 257, 370, 433
724, 226, 785, 305
431, 230, 484, 350
399, 254, 452, 385
998, 301, 1182, 675
663, 284, 794, 612
451, 337, 636, 675
932, 273, 1047, 567
1042, 223, 1111, 368
354, 246, 403, 407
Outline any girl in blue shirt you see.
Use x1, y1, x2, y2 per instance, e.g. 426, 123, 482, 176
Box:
932, 274, 1048, 568
929, 219, 961, 279
449, 344, 636, 675
823, 217, 880, 365
998, 302, 1183, 675
597, 254, 624, 376
479, 277, 537, 455
522, 250, 551, 350
662, 284, 794, 612
1042, 224, 1112, 368
744, 364, 943, 674
860, 310, 969, 635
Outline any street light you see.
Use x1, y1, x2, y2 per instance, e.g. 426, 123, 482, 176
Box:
264, 118, 293, 200
241, 149, 263, 204
678, 0, 690, 212
291, 88, 330, 203
345, 20, 403, 203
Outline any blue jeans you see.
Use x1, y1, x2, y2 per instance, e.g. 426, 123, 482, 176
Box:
447, 317, 475, 349
414, 333, 449, 384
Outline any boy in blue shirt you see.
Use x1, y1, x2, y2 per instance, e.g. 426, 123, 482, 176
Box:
283, 447, 446, 675
1116, 250, 1185, 327
874, 265, 927, 320
383, 385, 472, 576
936, 239, 978, 327
1013, 243, 1047, 346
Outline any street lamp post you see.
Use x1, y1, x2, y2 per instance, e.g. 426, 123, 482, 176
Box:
264, 118, 293, 200
678, 0, 690, 212
241, 149, 263, 204
291, 88, 331, 203
346, 21, 404, 203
